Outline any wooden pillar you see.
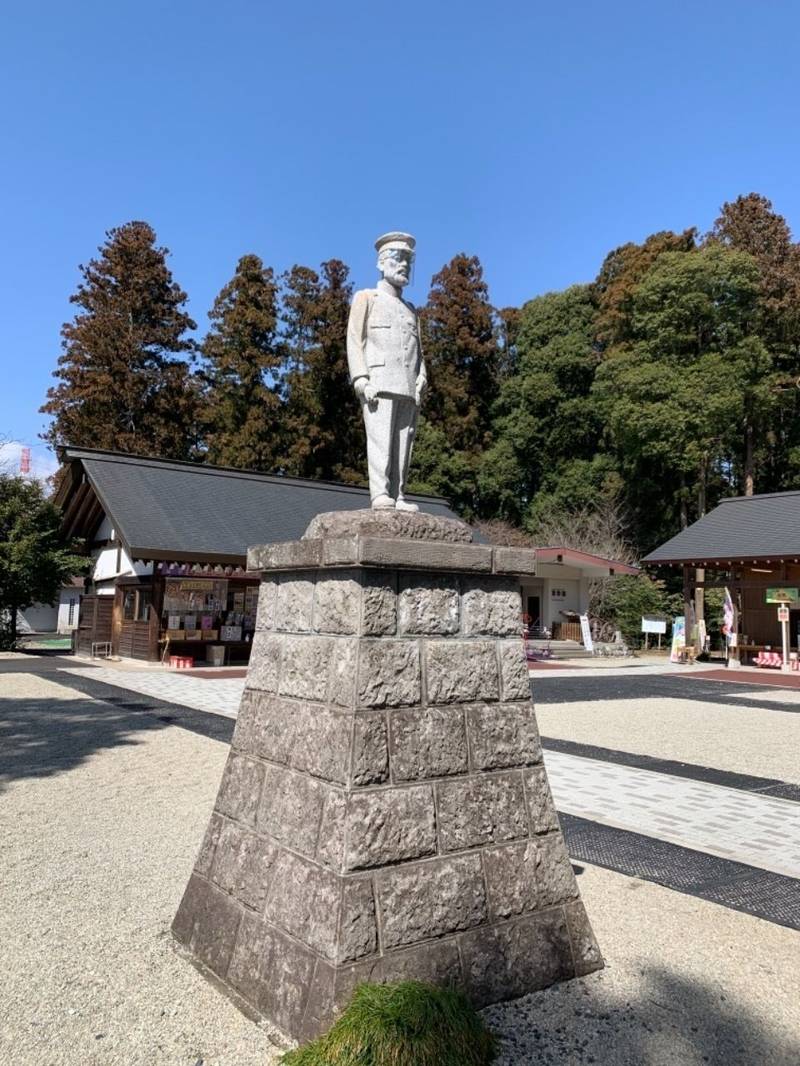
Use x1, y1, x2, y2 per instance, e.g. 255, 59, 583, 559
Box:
683, 565, 695, 656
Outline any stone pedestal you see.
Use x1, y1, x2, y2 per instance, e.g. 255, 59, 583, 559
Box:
172, 511, 602, 1042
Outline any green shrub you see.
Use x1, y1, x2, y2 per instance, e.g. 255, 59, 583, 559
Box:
281, 980, 497, 1066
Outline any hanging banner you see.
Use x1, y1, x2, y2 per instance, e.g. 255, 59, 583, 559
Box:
670, 616, 686, 663
579, 613, 593, 653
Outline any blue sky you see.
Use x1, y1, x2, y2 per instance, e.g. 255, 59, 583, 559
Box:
2, 1, 799, 478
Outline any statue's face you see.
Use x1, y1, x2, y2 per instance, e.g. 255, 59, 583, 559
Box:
380, 248, 413, 288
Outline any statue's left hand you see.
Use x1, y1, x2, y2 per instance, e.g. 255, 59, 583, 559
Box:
415, 379, 427, 406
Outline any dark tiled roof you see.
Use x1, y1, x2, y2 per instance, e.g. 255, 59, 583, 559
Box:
60, 448, 465, 563
643, 491, 800, 564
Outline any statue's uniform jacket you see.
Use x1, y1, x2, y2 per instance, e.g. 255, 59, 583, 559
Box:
347, 288, 427, 397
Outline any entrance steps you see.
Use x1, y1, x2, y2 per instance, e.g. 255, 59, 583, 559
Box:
527, 639, 594, 660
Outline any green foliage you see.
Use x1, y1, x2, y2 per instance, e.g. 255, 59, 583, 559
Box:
480, 285, 602, 524
594, 243, 770, 544
0, 476, 87, 648
41, 221, 199, 460
201, 254, 283, 471
280, 981, 497, 1066
595, 574, 669, 647
281, 260, 366, 484
416, 254, 499, 515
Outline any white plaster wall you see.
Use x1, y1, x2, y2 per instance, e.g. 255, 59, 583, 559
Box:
92, 545, 152, 582
16, 603, 58, 633
57, 589, 81, 632
544, 578, 580, 627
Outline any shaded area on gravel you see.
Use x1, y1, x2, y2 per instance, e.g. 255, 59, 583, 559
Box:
485, 963, 800, 1066
0, 694, 171, 788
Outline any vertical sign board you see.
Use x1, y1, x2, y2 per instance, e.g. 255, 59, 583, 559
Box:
579, 613, 593, 653
670, 617, 686, 663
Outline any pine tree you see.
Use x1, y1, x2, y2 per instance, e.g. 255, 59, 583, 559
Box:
708, 194, 800, 494
41, 221, 198, 459
200, 254, 283, 471
281, 260, 365, 483
409, 254, 498, 516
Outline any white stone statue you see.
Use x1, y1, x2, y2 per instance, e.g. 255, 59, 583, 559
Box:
347, 232, 427, 510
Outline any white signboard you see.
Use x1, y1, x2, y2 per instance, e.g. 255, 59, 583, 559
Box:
641, 616, 667, 635
579, 613, 593, 653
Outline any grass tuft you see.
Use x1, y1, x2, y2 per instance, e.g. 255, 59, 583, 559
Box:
281, 980, 497, 1066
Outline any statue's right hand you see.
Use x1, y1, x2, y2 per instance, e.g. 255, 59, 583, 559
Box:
355, 378, 378, 408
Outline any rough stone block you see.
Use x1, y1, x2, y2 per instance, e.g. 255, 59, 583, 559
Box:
172, 874, 242, 977
290, 704, 351, 785
483, 834, 577, 919
346, 786, 436, 870
358, 537, 492, 572
534, 833, 579, 907
361, 572, 397, 635
498, 639, 531, 701
303, 508, 473, 543
328, 637, 358, 707
565, 900, 604, 976
317, 788, 348, 871
279, 636, 331, 701
467, 702, 542, 770
437, 772, 528, 851
321, 537, 359, 566
227, 911, 316, 1035
248, 539, 322, 572
233, 691, 294, 765
357, 639, 421, 707
377, 854, 488, 949
398, 574, 459, 635
255, 577, 278, 630
275, 576, 315, 632
263, 850, 341, 959
216, 753, 265, 827
351, 714, 389, 786
524, 765, 560, 833
211, 822, 278, 912
459, 909, 573, 1007
389, 706, 468, 781
314, 572, 361, 634
194, 812, 224, 878
461, 577, 521, 636
339, 877, 378, 963
246, 632, 282, 693
257, 763, 324, 856
425, 641, 499, 704
492, 547, 537, 575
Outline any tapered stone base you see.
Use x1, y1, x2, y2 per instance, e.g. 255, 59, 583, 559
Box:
172, 511, 602, 1042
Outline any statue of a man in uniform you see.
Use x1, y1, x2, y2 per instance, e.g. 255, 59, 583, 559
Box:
347, 231, 427, 510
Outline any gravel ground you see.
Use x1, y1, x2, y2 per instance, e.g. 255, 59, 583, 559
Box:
2, 666, 799, 1065
536, 693, 800, 783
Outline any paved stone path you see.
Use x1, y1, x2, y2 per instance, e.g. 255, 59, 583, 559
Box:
62, 666, 244, 718
546, 751, 800, 879
61, 665, 800, 882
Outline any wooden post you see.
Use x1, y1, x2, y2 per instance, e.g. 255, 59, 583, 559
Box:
683, 565, 693, 660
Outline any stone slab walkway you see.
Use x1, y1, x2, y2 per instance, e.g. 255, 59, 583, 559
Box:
62, 666, 244, 718
546, 750, 800, 879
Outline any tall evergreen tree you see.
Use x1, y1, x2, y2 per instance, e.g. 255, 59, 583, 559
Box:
479, 285, 608, 526
41, 221, 198, 458
201, 254, 283, 470
409, 254, 498, 515
281, 260, 364, 483
594, 244, 766, 546
708, 193, 800, 493
594, 229, 697, 348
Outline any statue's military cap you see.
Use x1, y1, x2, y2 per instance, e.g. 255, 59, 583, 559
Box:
374, 231, 416, 255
